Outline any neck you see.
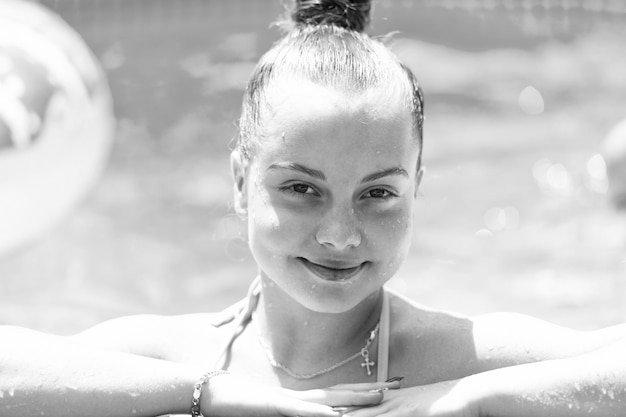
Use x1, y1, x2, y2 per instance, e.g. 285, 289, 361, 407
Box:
252, 274, 383, 379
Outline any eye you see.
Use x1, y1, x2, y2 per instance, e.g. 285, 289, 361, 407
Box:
364, 188, 396, 200
280, 182, 319, 197
292, 183, 313, 194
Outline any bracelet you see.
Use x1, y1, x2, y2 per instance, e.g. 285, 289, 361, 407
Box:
191, 369, 229, 417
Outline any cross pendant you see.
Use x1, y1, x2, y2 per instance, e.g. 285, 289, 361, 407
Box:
360, 348, 375, 376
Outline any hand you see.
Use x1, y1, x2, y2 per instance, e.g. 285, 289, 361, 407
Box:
205, 374, 402, 417
343, 380, 480, 417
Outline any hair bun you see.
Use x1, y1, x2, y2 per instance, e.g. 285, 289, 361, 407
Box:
291, 0, 371, 32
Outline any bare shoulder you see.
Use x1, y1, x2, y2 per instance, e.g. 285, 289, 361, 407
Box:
386, 289, 626, 384
386, 289, 477, 385
388, 289, 473, 335
470, 311, 626, 371
71, 302, 243, 362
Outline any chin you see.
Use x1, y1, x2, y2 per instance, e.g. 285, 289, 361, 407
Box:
296, 280, 382, 314
301, 296, 358, 314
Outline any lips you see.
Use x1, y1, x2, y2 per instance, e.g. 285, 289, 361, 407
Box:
299, 257, 366, 282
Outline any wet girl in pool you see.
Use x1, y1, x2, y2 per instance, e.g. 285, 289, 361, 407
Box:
1, 0, 626, 416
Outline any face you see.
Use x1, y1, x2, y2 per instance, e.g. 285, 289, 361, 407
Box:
232, 79, 422, 313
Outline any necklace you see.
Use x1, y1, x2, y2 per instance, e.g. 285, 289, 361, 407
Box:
255, 321, 380, 380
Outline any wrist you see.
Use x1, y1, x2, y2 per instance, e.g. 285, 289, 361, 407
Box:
192, 370, 229, 417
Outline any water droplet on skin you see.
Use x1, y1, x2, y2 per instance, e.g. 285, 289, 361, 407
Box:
8, 388, 15, 397
131, 408, 137, 414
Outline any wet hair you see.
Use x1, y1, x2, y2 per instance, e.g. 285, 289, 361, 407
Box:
236, 0, 424, 167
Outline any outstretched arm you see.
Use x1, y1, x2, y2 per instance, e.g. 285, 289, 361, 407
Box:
470, 314, 626, 415
344, 317, 626, 417
0, 325, 195, 417
0, 324, 388, 417
472, 333, 626, 416
343, 333, 626, 417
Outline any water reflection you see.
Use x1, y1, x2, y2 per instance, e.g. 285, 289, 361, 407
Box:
518, 85, 544, 115
483, 206, 520, 232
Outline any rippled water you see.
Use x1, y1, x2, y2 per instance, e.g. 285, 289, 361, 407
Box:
1, 0, 625, 334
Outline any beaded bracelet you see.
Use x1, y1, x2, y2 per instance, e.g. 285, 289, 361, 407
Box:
191, 370, 229, 417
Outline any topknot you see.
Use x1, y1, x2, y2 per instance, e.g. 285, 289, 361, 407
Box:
291, 0, 371, 32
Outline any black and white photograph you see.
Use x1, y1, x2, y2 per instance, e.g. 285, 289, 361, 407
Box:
1, 0, 625, 415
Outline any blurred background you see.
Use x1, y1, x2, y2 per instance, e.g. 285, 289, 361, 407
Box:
1, 0, 625, 335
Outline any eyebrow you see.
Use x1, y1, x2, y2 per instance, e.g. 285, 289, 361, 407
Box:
361, 167, 409, 183
267, 163, 326, 180
267, 163, 409, 183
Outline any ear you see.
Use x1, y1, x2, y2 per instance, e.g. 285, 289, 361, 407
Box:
414, 165, 424, 198
230, 149, 248, 217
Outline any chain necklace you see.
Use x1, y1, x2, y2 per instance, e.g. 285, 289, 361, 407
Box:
255, 321, 380, 380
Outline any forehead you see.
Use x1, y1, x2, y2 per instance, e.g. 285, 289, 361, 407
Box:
264, 76, 409, 129
256, 78, 417, 168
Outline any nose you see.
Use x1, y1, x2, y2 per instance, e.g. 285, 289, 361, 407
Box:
315, 206, 362, 250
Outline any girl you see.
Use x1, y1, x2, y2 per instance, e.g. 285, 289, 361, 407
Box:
1, 1, 625, 416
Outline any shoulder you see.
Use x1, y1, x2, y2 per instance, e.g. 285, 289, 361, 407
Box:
385, 288, 626, 384
387, 289, 473, 336
71, 301, 245, 361
386, 288, 476, 384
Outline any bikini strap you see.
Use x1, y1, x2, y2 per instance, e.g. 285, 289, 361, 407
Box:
376, 287, 390, 382
211, 276, 261, 370
212, 278, 391, 379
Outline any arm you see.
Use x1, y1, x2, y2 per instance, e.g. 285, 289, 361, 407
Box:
345, 316, 626, 417
470, 313, 626, 371
348, 334, 626, 417
469, 314, 626, 415
0, 325, 196, 417
0, 323, 387, 417
472, 333, 626, 416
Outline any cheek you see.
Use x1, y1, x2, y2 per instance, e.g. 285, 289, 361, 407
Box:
247, 187, 312, 256
247, 190, 280, 252
382, 212, 413, 280
366, 202, 414, 262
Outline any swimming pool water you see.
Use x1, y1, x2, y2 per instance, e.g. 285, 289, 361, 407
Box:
1, 0, 625, 334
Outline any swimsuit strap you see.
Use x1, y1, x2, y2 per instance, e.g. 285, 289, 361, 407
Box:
211, 276, 261, 370
211, 277, 392, 381
376, 287, 390, 382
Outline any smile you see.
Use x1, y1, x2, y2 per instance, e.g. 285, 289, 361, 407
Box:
299, 258, 366, 282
